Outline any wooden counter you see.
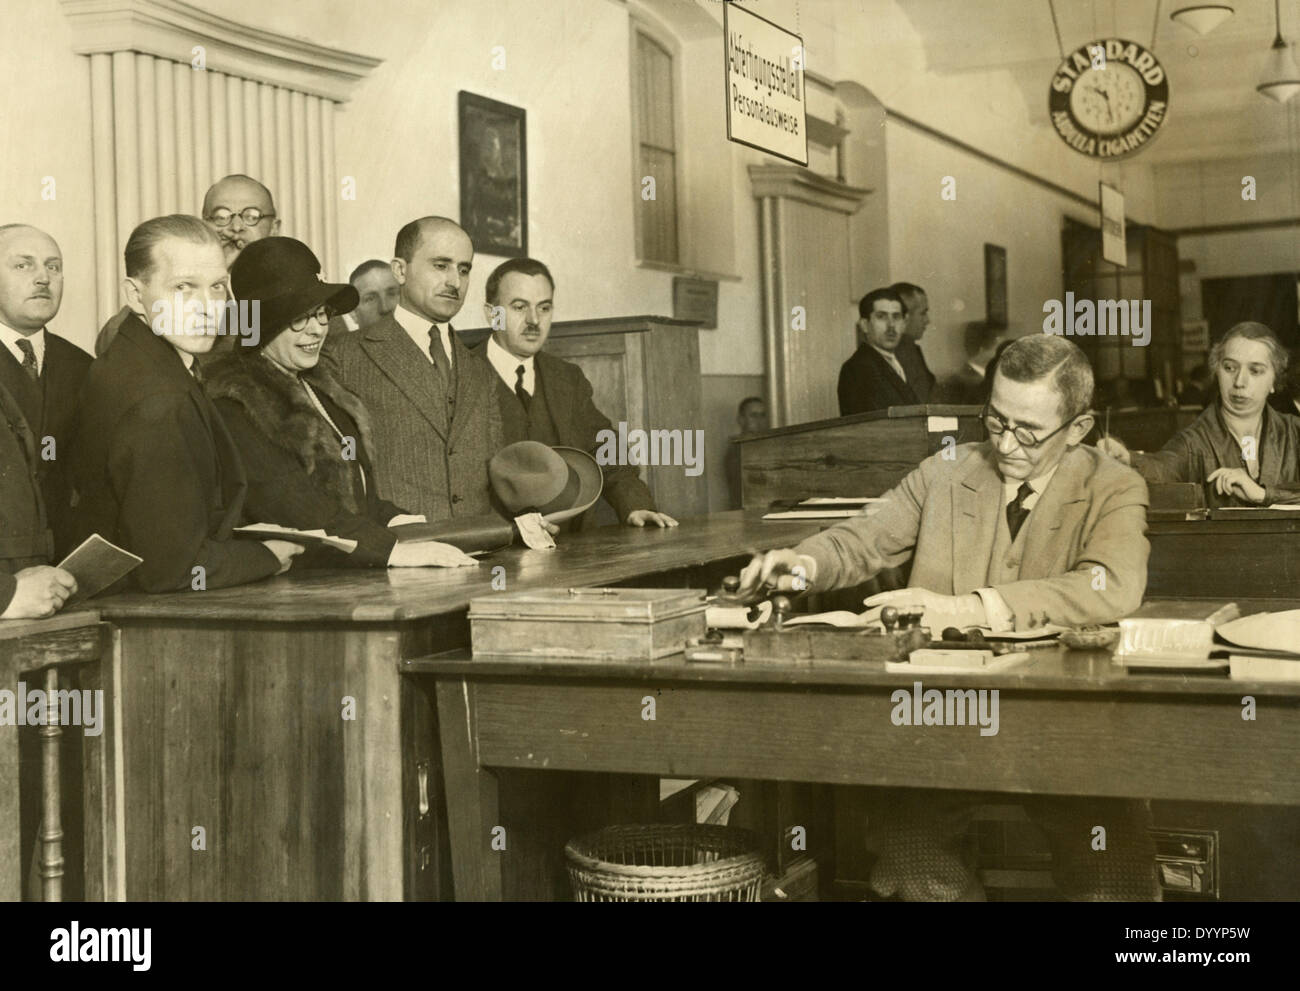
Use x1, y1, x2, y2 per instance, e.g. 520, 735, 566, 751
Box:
410, 598, 1300, 901
90, 512, 822, 901
0, 610, 113, 902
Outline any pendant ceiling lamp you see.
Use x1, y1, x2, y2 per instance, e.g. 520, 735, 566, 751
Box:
1170, 5, 1234, 35
1258, 0, 1300, 103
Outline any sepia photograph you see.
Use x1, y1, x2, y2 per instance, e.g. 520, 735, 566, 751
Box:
1, 0, 1297, 976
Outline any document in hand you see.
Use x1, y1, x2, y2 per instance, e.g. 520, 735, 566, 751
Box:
233, 524, 359, 554
58, 534, 143, 603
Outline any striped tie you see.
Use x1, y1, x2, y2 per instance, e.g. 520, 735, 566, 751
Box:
15, 338, 39, 381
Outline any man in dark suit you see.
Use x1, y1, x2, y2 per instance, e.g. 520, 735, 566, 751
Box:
0, 224, 92, 555
476, 257, 677, 528
68, 215, 302, 592
838, 287, 918, 415
321, 217, 501, 520
891, 281, 936, 402
0, 378, 76, 618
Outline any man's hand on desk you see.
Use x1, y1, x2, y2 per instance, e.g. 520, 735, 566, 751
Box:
0, 566, 78, 619
626, 510, 678, 528
863, 588, 988, 631
737, 548, 817, 597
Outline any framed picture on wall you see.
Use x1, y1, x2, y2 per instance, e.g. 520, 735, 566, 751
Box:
458, 92, 527, 257
984, 243, 1008, 325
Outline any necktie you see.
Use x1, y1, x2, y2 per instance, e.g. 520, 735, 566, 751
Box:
15, 338, 39, 381
1006, 481, 1034, 542
515, 364, 531, 410
428, 324, 451, 396
189, 360, 205, 387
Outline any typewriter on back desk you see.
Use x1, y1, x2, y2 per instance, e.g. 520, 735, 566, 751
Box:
693, 576, 1029, 667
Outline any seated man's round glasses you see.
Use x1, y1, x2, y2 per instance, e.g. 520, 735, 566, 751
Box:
981, 403, 1091, 449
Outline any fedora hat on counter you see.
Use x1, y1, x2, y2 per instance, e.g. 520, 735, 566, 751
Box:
229, 236, 359, 348
489, 441, 603, 524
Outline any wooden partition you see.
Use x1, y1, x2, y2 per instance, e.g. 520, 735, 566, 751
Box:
735, 404, 985, 508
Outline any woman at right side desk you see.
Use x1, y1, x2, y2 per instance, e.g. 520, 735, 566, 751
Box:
1099, 321, 1300, 507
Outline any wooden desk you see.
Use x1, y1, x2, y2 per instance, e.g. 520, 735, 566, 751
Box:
410, 604, 1300, 901
0, 610, 114, 901
90, 512, 821, 900
1146, 516, 1300, 598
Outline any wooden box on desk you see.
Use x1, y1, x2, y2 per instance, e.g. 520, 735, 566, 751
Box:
735, 404, 985, 508
468, 587, 708, 660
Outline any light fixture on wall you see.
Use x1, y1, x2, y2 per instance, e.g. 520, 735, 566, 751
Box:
1258, 0, 1300, 103
1170, 4, 1234, 35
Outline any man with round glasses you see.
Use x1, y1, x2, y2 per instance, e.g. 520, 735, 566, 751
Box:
740, 334, 1155, 901
95, 174, 282, 356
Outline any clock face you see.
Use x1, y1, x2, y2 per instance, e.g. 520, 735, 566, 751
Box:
1069, 64, 1145, 135
1049, 39, 1169, 159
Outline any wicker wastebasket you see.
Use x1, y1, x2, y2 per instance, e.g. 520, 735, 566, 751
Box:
565, 824, 765, 902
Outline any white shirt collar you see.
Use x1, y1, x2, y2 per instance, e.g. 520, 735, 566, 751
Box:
394, 304, 452, 364
1001, 463, 1060, 507
485, 335, 534, 393
0, 323, 46, 373
968, 359, 988, 378
869, 343, 907, 381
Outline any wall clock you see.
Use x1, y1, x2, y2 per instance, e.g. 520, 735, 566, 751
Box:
1049, 38, 1169, 159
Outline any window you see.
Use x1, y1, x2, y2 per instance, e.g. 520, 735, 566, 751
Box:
632, 28, 679, 265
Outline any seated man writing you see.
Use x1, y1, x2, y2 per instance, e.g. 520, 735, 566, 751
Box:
740, 334, 1156, 900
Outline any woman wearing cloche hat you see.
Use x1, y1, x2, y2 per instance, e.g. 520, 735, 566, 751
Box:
202, 237, 477, 569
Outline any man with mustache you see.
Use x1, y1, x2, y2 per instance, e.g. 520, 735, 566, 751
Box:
322, 217, 501, 519
838, 287, 918, 416
0, 224, 93, 555
477, 257, 677, 528
68, 215, 302, 592
94, 174, 281, 356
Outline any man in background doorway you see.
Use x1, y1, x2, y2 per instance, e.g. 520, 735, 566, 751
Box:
725, 396, 768, 509
891, 281, 935, 402
933, 320, 1009, 406
838, 287, 916, 415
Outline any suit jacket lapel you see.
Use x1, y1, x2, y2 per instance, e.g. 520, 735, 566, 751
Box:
361, 316, 448, 440
864, 347, 917, 404
447, 329, 482, 446
953, 447, 1002, 593
1019, 447, 1089, 578
192, 384, 249, 528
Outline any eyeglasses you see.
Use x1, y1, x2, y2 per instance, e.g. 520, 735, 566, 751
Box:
207, 207, 275, 228
289, 306, 332, 332
982, 403, 1089, 449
